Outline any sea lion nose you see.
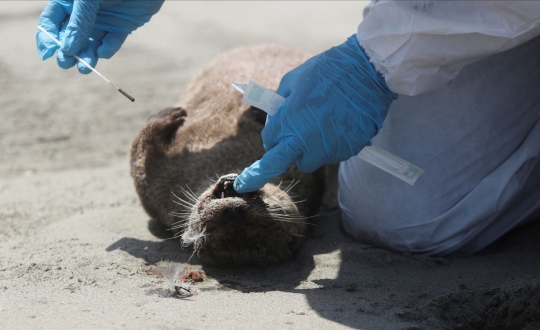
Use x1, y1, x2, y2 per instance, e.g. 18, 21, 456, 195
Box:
222, 207, 247, 223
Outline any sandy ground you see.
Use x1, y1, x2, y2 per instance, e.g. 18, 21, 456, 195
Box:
1, 2, 540, 329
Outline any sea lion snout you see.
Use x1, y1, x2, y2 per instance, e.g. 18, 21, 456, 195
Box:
186, 174, 257, 225
208, 174, 259, 224
221, 207, 248, 223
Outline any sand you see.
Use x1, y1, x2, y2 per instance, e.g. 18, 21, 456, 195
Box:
1, 2, 539, 329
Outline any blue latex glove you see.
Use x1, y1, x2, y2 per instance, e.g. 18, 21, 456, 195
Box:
37, 0, 164, 74
234, 35, 398, 193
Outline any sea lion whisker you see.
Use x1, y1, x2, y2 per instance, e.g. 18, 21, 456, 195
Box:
183, 186, 199, 201
268, 211, 314, 221
283, 179, 301, 194
205, 175, 217, 183
266, 205, 292, 212
171, 197, 195, 209
268, 218, 311, 225
172, 222, 195, 229
169, 219, 190, 226
185, 186, 199, 201
175, 216, 212, 226
172, 191, 197, 205
270, 215, 309, 222
169, 223, 192, 229
180, 187, 199, 203
273, 218, 312, 224
272, 213, 318, 220
266, 211, 307, 221
268, 212, 303, 217
172, 201, 194, 210
170, 211, 192, 216
273, 219, 316, 227
180, 191, 197, 203
170, 217, 190, 223
171, 224, 205, 231
171, 192, 194, 203
282, 179, 295, 191
165, 232, 184, 240
172, 215, 189, 222
270, 181, 300, 202
170, 215, 192, 220
265, 181, 284, 200
290, 233, 306, 237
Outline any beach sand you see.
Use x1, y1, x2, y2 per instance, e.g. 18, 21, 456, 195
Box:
1, 2, 539, 329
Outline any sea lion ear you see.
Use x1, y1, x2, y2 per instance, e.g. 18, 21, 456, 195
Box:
242, 106, 267, 126
145, 107, 188, 145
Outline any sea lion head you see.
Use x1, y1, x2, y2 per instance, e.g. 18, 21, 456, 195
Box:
174, 174, 307, 267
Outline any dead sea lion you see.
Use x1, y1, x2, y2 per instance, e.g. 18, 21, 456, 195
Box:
130, 45, 325, 267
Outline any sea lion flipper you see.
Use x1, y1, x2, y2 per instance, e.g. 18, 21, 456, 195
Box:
145, 107, 188, 147
130, 107, 188, 226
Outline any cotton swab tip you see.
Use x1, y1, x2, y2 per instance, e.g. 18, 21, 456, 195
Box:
118, 88, 135, 102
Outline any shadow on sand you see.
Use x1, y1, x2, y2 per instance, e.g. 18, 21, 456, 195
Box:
107, 167, 540, 329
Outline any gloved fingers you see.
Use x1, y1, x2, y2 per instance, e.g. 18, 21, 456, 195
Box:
61, 0, 100, 56
104, 0, 165, 20
276, 58, 316, 97
56, 50, 77, 70
97, 32, 128, 59
37, 1, 70, 60
36, 30, 60, 61
276, 67, 300, 98
296, 149, 327, 173
75, 29, 107, 74
261, 115, 277, 152
234, 139, 302, 193
93, 1, 165, 34
261, 98, 291, 151
56, 22, 77, 69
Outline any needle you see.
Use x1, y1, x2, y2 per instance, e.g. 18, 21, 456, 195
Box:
37, 26, 135, 102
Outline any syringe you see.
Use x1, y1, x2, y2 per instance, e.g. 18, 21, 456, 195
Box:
232, 81, 424, 185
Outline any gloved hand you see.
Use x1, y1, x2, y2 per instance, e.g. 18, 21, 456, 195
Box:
36, 0, 164, 74
234, 35, 398, 193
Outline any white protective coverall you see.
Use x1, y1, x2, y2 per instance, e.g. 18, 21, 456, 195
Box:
339, 1, 540, 255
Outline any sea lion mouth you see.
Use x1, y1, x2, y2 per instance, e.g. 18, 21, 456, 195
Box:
213, 175, 242, 199
194, 174, 256, 218
211, 174, 256, 201
212, 175, 261, 222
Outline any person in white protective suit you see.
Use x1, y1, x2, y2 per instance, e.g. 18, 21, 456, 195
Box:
338, 1, 540, 255
36, 1, 540, 255
239, 1, 540, 255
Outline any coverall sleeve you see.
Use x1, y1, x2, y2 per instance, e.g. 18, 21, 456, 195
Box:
358, 1, 540, 96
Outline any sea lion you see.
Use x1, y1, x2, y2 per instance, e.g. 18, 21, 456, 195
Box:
130, 45, 325, 267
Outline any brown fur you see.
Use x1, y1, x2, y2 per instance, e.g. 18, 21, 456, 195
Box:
130, 45, 325, 267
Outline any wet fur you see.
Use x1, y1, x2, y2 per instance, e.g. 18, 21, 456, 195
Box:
130, 45, 325, 267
